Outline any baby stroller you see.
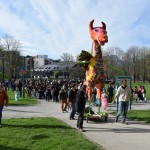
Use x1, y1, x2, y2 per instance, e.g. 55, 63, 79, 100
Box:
84, 105, 108, 123
84, 106, 95, 114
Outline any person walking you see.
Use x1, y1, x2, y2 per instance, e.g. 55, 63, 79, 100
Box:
0, 84, 9, 127
14, 87, 20, 101
76, 85, 87, 132
51, 81, 60, 102
134, 86, 138, 102
113, 79, 131, 124
101, 88, 108, 109
138, 86, 144, 101
68, 83, 77, 120
107, 83, 114, 103
45, 86, 51, 102
142, 86, 147, 102
59, 86, 68, 112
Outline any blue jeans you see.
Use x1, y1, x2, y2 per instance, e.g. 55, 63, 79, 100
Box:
70, 102, 76, 119
116, 101, 129, 122
77, 110, 84, 129
0, 106, 3, 124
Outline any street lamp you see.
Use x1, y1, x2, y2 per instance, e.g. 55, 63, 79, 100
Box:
22, 56, 26, 98
22, 55, 35, 98
0, 51, 5, 80
31, 56, 34, 78
66, 66, 69, 79
2, 53, 5, 80
26, 55, 34, 78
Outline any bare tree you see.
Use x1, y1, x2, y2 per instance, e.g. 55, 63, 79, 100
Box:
138, 47, 149, 82
60, 53, 75, 79
0, 44, 5, 79
104, 47, 125, 79
2, 34, 22, 78
122, 46, 139, 81
146, 50, 150, 82
69, 66, 85, 80
60, 53, 74, 62
105, 47, 124, 59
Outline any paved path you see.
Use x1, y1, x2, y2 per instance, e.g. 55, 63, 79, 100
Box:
3, 100, 150, 150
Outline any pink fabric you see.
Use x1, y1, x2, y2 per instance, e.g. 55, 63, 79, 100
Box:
101, 97, 108, 109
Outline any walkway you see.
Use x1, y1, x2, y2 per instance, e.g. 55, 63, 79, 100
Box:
3, 100, 150, 150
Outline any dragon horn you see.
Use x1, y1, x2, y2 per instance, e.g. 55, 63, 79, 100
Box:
89, 19, 94, 30
101, 22, 106, 30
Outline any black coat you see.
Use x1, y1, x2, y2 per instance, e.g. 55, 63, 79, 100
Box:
68, 89, 77, 103
59, 89, 68, 100
76, 90, 86, 113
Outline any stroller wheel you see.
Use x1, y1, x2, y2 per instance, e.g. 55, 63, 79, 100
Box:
105, 116, 108, 122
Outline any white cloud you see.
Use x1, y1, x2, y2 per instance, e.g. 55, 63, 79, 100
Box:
0, 0, 150, 59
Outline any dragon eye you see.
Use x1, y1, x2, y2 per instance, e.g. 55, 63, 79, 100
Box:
95, 29, 98, 32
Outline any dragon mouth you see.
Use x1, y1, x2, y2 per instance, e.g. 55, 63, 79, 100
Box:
98, 41, 108, 46
97, 37, 108, 45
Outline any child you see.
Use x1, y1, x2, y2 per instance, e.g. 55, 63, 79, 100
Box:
101, 88, 108, 109
134, 86, 138, 102
15, 87, 20, 101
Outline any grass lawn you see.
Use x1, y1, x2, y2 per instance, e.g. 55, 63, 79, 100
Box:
111, 110, 150, 123
127, 110, 150, 123
0, 117, 102, 150
7, 90, 38, 105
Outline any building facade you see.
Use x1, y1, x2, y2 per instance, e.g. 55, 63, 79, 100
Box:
26, 55, 75, 79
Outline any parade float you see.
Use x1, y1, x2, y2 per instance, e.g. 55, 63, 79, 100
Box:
77, 19, 109, 122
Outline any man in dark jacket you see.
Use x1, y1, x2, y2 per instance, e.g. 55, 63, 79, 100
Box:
107, 83, 114, 103
68, 84, 77, 120
76, 85, 86, 132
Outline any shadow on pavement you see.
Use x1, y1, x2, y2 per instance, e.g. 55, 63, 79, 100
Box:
5, 108, 41, 113
84, 126, 150, 133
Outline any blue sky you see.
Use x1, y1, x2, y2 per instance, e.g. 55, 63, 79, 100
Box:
0, 0, 150, 59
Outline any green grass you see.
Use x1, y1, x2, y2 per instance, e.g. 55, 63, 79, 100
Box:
7, 90, 38, 105
0, 117, 103, 150
127, 110, 150, 123
111, 110, 150, 123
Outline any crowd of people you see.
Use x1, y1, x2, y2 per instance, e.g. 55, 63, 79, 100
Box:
133, 85, 147, 102
0, 78, 148, 130
0, 79, 87, 131
1, 79, 147, 104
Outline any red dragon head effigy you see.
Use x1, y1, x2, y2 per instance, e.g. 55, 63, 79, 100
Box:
76, 19, 108, 103
89, 19, 108, 45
